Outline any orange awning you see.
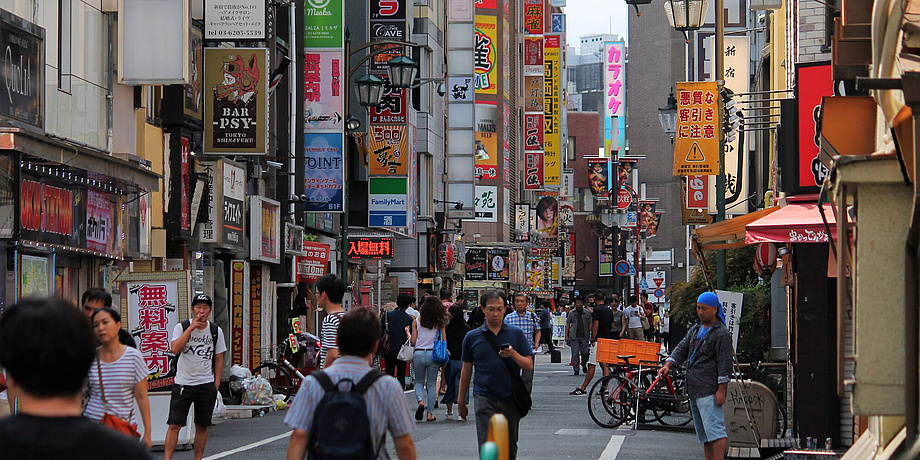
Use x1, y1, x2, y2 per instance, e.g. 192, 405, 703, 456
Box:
693, 206, 781, 250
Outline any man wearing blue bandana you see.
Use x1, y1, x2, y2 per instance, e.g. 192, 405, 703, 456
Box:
657, 291, 733, 460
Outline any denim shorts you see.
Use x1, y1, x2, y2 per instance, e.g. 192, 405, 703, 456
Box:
689, 395, 727, 443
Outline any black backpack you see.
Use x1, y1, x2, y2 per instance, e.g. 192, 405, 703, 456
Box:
168, 321, 220, 376
307, 369, 387, 460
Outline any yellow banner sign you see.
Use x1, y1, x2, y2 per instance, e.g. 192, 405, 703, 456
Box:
543, 35, 562, 186
672, 81, 720, 176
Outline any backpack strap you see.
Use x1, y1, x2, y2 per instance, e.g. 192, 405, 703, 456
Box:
181, 320, 191, 332
310, 370, 336, 393
353, 369, 387, 395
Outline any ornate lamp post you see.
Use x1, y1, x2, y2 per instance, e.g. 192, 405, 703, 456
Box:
663, 0, 709, 33
658, 90, 678, 143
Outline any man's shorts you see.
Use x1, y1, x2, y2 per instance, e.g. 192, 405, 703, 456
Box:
167, 383, 218, 427
689, 395, 727, 443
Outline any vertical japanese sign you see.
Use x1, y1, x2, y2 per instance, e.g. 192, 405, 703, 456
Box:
303, 50, 344, 130
250, 196, 280, 263
604, 42, 625, 158
230, 261, 246, 366
710, 36, 750, 214
204, 48, 268, 155
672, 81, 720, 175
796, 63, 833, 188
127, 280, 180, 389
86, 188, 114, 255
686, 174, 709, 210
524, 151, 544, 190
222, 161, 245, 248
250, 267, 262, 368
524, 76, 543, 111
304, 0, 343, 48
523, 36, 543, 76
180, 137, 191, 231
523, 0, 543, 34
475, 101, 498, 180
514, 204, 530, 239
473, 186, 498, 222
551, 13, 565, 33
369, 76, 407, 124
543, 35, 562, 187
367, 125, 409, 175
196, 160, 219, 243
303, 133, 344, 212
474, 15, 498, 94
524, 113, 544, 152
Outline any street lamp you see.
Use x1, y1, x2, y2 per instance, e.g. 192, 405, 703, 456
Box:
663, 0, 709, 32
658, 90, 678, 142
386, 56, 418, 89
354, 74, 385, 107
623, 0, 653, 16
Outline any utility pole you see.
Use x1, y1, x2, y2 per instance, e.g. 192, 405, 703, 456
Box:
715, 0, 727, 290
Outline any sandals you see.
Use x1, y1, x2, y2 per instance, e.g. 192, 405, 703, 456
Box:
569, 388, 586, 396
415, 405, 425, 421
427, 415, 437, 422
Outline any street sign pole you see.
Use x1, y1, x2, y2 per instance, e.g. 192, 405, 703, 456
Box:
715, 0, 727, 291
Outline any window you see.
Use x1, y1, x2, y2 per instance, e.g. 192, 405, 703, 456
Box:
58, 0, 72, 93
567, 136, 576, 160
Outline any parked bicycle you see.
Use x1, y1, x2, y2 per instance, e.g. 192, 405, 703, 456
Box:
251, 331, 320, 403
588, 354, 692, 429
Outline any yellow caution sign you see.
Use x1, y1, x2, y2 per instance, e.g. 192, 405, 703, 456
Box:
686, 142, 706, 162
673, 81, 721, 176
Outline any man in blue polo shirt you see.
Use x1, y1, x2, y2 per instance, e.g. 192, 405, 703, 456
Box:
458, 290, 533, 460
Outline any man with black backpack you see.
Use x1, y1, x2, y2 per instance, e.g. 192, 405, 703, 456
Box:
285, 307, 417, 460
164, 294, 226, 460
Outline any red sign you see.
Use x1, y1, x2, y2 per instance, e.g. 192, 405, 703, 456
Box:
347, 237, 395, 259
250, 267, 262, 368
796, 63, 833, 189
230, 261, 245, 366
369, 77, 407, 124
523, 36, 543, 69
524, 151, 544, 190
438, 242, 455, 272
524, 113, 544, 150
617, 189, 632, 209
21, 179, 74, 235
296, 242, 330, 282
523, 0, 543, 34
686, 175, 709, 209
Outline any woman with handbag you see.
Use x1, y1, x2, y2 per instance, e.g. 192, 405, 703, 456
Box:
84, 307, 152, 448
410, 297, 447, 422
441, 304, 470, 420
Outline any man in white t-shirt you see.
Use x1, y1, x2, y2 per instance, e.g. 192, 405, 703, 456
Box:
164, 294, 227, 460
623, 295, 645, 341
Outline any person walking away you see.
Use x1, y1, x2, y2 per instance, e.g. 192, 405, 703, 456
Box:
411, 297, 447, 421
565, 296, 593, 375
284, 308, 417, 460
82, 287, 136, 348
442, 304, 471, 419
384, 294, 415, 390
164, 294, 227, 460
623, 296, 645, 341
84, 307, 152, 448
0, 297, 152, 460
315, 274, 347, 369
640, 293, 656, 341
458, 290, 533, 459
504, 294, 541, 393
653, 311, 662, 343
537, 299, 554, 354
657, 292, 733, 460
661, 310, 671, 352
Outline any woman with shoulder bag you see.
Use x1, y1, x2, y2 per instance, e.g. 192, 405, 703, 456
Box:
441, 304, 471, 420
84, 307, 152, 448
410, 297, 447, 422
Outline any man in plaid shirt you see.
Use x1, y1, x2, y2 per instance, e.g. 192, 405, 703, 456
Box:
504, 293, 541, 393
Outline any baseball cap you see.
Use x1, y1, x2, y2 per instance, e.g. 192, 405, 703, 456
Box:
192, 293, 213, 308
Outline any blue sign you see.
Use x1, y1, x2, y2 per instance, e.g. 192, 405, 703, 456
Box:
615, 260, 630, 276
303, 133, 344, 212
368, 177, 408, 227
654, 289, 665, 298
639, 278, 649, 290
551, 13, 565, 33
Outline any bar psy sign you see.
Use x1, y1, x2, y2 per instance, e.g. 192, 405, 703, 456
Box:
204, 48, 268, 155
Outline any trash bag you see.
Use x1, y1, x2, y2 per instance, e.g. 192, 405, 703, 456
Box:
230, 365, 252, 380
242, 376, 274, 405
229, 375, 251, 398
213, 397, 227, 418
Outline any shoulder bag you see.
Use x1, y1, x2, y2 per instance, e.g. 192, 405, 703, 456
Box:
640, 311, 651, 330
378, 312, 391, 356
480, 330, 532, 418
432, 328, 450, 365
96, 355, 141, 438
397, 337, 415, 362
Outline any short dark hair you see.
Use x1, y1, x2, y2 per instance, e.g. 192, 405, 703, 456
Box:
480, 290, 507, 308
81, 287, 112, 308
448, 304, 464, 320
628, 295, 638, 304
594, 290, 606, 302
513, 293, 528, 303
541, 299, 552, 308
316, 274, 346, 304
640, 292, 649, 300
0, 297, 95, 397
337, 308, 381, 357
396, 293, 415, 310
91, 306, 122, 323
574, 295, 584, 302
439, 288, 452, 300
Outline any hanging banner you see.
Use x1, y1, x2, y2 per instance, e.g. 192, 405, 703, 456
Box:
534, 195, 558, 239
514, 204, 530, 237
524, 113, 544, 152
303, 50, 344, 130
230, 261, 246, 366
488, 249, 510, 281
465, 248, 488, 281
523, 0, 543, 34
297, 241, 330, 283
673, 81, 720, 175
367, 125, 409, 175
681, 176, 714, 225
204, 48, 269, 155
222, 161, 246, 249
617, 157, 637, 190
303, 132, 345, 212
543, 34, 562, 187
250, 196, 280, 263
304, 0, 343, 48
249, 266, 262, 368
687, 174, 710, 210
638, 200, 658, 231
588, 158, 610, 198
523, 36, 543, 76
647, 212, 663, 237
475, 131, 498, 180
524, 151, 544, 190
559, 201, 574, 228
474, 15, 498, 94
473, 186, 498, 222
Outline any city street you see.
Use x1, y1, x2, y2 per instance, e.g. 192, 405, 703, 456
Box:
169, 352, 698, 460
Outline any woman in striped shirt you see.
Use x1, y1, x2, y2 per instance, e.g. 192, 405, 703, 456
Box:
84, 307, 152, 448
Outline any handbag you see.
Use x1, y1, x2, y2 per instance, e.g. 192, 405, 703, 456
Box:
396, 338, 415, 362
432, 328, 449, 365
378, 312, 391, 355
480, 330, 532, 418
96, 356, 140, 439
640, 311, 651, 330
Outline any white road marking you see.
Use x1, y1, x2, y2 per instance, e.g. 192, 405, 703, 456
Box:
598, 434, 625, 460
202, 431, 293, 460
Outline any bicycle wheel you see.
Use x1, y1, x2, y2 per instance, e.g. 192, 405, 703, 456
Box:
626, 371, 657, 424
651, 374, 693, 426
776, 403, 788, 438
252, 362, 294, 403
588, 375, 627, 428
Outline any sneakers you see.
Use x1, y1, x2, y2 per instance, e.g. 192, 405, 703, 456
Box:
445, 412, 454, 420
569, 388, 586, 396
